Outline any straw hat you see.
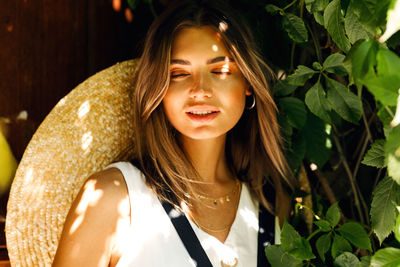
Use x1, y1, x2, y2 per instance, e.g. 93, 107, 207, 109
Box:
6, 59, 139, 266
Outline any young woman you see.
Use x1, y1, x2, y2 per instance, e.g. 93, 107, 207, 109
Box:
53, 0, 293, 266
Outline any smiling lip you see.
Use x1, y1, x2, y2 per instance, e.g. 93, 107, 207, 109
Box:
185, 105, 220, 122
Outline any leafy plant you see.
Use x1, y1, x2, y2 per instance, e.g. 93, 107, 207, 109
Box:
125, 0, 400, 266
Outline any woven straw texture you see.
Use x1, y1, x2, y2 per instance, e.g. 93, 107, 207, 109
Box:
6, 59, 138, 266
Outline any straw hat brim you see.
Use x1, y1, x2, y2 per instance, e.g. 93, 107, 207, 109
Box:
6, 59, 138, 266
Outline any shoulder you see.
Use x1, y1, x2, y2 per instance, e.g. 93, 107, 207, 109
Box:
79, 167, 130, 223
53, 167, 130, 266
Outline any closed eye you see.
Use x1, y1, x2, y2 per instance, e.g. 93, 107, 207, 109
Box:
212, 71, 231, 75
170, 73, 189, 79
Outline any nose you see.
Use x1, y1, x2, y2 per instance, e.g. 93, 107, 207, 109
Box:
189, 72, 212, 99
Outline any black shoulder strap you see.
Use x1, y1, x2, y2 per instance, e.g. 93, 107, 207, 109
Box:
161, 192, 275, 267
161, 201, 213, 267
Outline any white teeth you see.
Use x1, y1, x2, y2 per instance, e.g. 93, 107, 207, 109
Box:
189, 111, 214, 115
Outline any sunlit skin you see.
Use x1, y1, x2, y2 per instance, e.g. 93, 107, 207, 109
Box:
53, 26, 252, 266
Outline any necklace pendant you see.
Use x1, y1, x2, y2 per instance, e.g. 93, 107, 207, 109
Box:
213, 200, 218, 206
221, 258, 238, 267
226, 195, 230, 202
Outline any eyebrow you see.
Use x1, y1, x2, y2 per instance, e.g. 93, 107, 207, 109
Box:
170, 56, 234, 65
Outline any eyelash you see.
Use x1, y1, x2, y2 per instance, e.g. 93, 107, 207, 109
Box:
170, 70, 231, 79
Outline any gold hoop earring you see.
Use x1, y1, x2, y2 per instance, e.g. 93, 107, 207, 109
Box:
246, 95, 256, 110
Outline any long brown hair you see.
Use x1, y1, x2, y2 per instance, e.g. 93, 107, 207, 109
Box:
132, 0, 293, 210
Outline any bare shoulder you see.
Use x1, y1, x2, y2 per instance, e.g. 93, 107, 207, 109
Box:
53, 167, 130, 267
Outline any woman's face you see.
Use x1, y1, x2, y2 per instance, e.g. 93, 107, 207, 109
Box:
163, 26, 251, 140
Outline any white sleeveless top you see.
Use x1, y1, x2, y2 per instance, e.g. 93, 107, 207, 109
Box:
107, 161, 267, 267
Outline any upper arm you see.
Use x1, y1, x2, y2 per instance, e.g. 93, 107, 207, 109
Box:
52, 168, 130, 267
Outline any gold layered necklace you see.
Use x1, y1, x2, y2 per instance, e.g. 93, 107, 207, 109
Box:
195, 179, 240, 206
189, 181, 241, 233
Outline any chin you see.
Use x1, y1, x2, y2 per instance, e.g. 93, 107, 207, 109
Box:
179, 129, 226, 140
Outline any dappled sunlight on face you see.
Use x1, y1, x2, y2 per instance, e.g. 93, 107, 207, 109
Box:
70, 179, 103, 234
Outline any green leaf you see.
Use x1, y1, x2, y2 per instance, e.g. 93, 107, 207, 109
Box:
265, 245, 303, 267
286, 65, 317, 86
316, 233, 331, 262
385, 126, 400, 184
334, 252, 360, 267
282, 13, 308, 43
370, 176, 400, 244
362, 72, 400, 106
362, 139, 386, 168
362, 48, 400, 106
350, 39, 379, 86
324, 0, 351, 52
379, 0, 400, 42
344, 7, 374, 44
314, 11, 325, 26
365, 77, 399, 107
394, 213, 400, 243
127, 0, 140, 10
301, 114, 332, 168
281, 221, 302, 252
326, 202, 341, 227
337, 222, 372, 251
305, 81, 332, 123
326, 77, 363, 124
279, 97, 307, 129
312, 62, 323, 70
377, 48, 400, 77
306, 0, 329, 12
323, 53, 348, 76
358, 256, 372, 267
314, 220, 332, 232
349, 0, 387, 29
280, 221, 315, 260
265, 4, 282, 14
274, 80, 298, 96
371, 247, 400, 267
332, 234, 352, 259
377, 105, 396, 137
290, 237, 316, 260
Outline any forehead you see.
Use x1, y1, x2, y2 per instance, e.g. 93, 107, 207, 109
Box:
171, 26, 231, 58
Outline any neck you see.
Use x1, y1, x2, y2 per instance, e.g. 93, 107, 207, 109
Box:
179, 134, 233, 184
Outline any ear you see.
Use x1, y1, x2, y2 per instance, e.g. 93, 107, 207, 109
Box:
245, 83, 252, 96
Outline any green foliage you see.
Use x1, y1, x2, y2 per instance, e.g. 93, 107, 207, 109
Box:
282, 13, 309, 43
370, 247, 400, 267
385, 126, 400, 184
286, 65, 317, 86
370, 176, 400, 244
316, 233, 331, 261
126, 0, 400, 265
334, 252, 360, 266
362, 139, 386, 168
305, 81, 332, 123
324, 0, 351, 52
265, 245, 303, 267
326, 202, 341, 227
337, 222, 372, 251
279, 97, 307, 129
